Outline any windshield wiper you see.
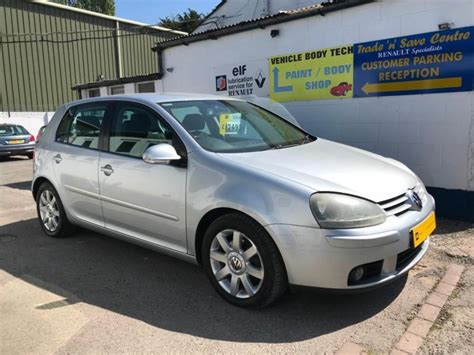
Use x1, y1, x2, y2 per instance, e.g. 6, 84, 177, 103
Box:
267, 135, 313, 150
269, 143, 300, 150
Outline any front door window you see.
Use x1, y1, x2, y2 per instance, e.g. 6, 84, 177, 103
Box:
109, 104, 178, 158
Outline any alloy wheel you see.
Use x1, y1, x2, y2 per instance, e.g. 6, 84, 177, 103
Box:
38, 189, 60, 232
209, 229, 264, 299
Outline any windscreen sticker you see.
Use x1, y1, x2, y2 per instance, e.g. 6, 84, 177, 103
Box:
219, 113, 241, 135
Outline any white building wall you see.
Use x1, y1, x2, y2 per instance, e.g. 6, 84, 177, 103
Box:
161, 0, 474, 191
0, 112, 54, 138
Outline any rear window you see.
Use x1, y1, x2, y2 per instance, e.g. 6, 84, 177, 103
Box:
0, 125, 29, 136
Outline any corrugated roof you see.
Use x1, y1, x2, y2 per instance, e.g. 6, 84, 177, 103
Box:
279, 2, 324, 15
154, 0, 374, 49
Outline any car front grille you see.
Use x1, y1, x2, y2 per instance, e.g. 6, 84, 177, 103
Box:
378, 184, 426, 217
378, 192, 412, 216
396, 244, 423, 271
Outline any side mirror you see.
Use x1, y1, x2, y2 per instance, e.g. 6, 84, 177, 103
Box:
143, 144, 181, 164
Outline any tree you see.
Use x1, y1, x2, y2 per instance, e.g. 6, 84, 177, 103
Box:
159, 9, 205, 33
51, 0, 115, 16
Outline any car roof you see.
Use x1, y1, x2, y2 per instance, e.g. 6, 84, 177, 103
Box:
68, 93, 245, 107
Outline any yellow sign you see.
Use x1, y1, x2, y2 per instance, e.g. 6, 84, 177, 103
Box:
411, 212, 436, 248
219, 113, 241, 135
269, 45, 354, 102
219, 114, 230, 135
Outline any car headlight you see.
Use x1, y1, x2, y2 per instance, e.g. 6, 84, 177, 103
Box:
310, 193, 386, 229
415, 181, 427, 199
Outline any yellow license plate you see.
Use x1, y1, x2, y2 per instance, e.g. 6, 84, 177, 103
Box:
411, 212, 436, 248
8, 139, 24, 144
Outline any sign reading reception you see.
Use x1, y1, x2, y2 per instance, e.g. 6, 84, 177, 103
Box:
353, 26, 474, 97
269, 45, 354, 102
269, 27, 473, 102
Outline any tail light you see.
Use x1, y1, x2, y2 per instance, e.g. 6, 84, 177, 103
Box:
29, 134, 35, 142
36, 126, 45, 142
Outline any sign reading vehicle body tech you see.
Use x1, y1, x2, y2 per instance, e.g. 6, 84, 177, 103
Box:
269, 45, 354, 102
354, 26, 474, 97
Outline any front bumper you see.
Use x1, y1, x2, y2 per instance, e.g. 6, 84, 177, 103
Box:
0, 144, 35, 156
266, 194, 435, 289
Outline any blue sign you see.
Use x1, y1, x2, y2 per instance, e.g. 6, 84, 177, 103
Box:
353, 26, 474, 97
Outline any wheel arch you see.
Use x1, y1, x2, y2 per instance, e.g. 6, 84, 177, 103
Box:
194, 207, 279, 266
32, 176, 52, 201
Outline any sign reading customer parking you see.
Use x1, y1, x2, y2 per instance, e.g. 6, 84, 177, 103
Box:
269, 45, 354, 102
354, 27, 474, 97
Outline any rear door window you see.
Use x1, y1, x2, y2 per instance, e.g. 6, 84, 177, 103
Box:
56, 104, 107, 150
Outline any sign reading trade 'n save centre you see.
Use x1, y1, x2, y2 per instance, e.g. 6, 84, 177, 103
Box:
269, 45, 354, 102
354, 26, 474, 97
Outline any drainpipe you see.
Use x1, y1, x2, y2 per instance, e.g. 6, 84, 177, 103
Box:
114, 20, 123, 78
152, 45, 164, 77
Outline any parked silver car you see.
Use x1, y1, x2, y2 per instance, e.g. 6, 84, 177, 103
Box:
0, 124, 35, 159
32, 94, 436, 307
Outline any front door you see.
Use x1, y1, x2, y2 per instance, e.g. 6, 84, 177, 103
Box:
98, 101, 187, 252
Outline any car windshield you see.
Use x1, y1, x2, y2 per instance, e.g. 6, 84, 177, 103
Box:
159, 100, 314, 153
0, 125, 28, 136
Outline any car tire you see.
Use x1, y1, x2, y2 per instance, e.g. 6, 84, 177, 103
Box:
202, 213, 288, 308
26, 153, 34, 159
36, 182, 74, 238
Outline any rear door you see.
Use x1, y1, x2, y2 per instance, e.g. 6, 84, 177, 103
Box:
51, 102, 110, 226
98, 101, 187, 252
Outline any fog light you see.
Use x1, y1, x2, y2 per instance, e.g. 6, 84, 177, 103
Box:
350, 266, 364, 282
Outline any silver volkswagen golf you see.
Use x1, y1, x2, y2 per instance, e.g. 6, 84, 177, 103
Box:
33, 94, 436, 308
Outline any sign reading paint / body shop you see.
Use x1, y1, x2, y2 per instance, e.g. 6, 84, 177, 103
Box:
269, 45, 354, 102
354, 27, 473, 97
268, 26, 473, 102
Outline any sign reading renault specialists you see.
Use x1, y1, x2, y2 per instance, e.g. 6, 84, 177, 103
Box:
269, 45, 354, 102
354, 27, 474, 97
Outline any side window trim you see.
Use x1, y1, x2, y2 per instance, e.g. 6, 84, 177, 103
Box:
100, 101, 115, 152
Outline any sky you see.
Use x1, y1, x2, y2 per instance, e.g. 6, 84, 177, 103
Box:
115, 0, 221, 25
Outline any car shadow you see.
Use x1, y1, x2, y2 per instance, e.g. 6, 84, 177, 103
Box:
433, 218, 473, 236
0, 156, 29, 162
3, 180, 32, 191
0, 218, 407, 343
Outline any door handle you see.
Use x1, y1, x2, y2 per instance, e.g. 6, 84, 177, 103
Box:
100, 164, 114, 176
53, 154, 62, 164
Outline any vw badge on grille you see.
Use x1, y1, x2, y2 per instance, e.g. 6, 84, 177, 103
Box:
406, 190, 423, 211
